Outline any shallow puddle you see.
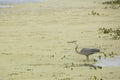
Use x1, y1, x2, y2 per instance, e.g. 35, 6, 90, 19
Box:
94, 56, 120, 67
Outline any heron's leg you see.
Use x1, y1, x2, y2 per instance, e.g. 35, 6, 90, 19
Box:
86, 55, 89, 62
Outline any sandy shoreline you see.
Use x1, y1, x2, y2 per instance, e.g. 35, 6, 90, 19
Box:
0, 0, 120, 80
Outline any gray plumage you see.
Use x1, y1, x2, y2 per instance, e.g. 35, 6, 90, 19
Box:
68, 41, 100, 61
80, 48, 100, 56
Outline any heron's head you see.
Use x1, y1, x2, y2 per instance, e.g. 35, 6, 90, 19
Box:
67, 40, 77, 44
67, 40, 78, 47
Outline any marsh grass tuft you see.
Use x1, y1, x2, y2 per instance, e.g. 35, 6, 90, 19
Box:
59, 78, 72, 80
98, 27, 120, 40
88, 11, 104, 16
103, 0, 120, 9
103, 0, 120, 5
88, 76, 103, 80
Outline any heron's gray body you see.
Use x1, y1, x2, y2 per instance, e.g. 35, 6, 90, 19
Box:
68, 41, 100, 61
80, 48, 100, 56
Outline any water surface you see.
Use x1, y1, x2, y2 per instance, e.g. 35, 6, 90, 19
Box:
0, 0, 43, 4
94, 56, 120, 67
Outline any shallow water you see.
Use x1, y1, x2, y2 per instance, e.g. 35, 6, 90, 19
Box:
0, 5, 13, 8
0, 0, 45, 8
0, 0, 44, 4
94, 56, 120, 67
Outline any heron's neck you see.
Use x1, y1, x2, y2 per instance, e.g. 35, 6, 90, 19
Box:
74, 43, 79, 54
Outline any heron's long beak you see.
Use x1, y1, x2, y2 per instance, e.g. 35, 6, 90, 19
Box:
67, 40, 77, 43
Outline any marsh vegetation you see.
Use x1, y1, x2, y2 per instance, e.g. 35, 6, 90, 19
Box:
103, 0, 120, 9
98, 27, 120, 40
88, 11, 104, 16
103, 0, 120, 5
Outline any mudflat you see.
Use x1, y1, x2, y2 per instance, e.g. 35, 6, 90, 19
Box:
0, 0, 120, 80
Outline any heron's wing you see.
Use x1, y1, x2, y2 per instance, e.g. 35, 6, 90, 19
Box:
80, 48, 100, 55
91, 48, 100, 52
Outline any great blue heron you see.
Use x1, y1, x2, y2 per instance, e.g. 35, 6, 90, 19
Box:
68, 41, 100, 62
